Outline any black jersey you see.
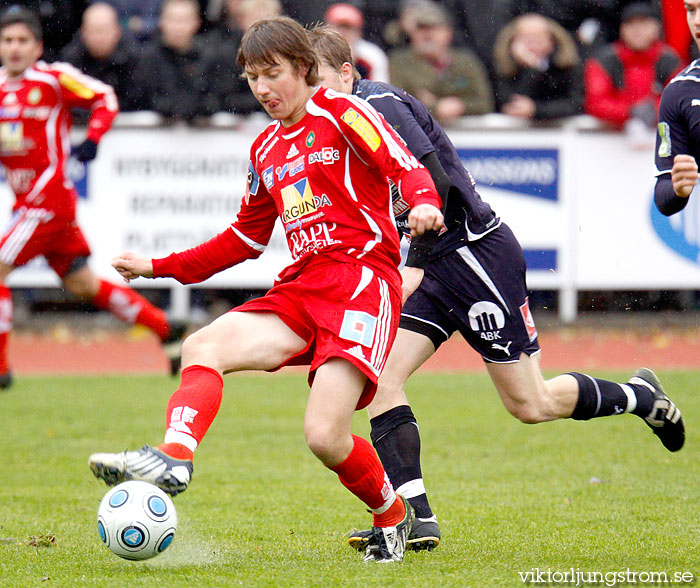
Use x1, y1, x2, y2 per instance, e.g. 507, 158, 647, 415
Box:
656, 59, 700, 175
353, 79, 499, 259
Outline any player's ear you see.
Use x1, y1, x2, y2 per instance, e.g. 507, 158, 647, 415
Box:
341, 62, 354, 82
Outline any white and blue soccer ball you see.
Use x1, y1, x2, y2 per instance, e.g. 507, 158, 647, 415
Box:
97, 480, 177, 560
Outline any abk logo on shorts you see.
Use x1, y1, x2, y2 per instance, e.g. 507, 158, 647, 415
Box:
468, 301, 505, 341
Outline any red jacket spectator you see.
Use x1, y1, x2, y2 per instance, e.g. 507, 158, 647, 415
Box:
584, 3, 682, 129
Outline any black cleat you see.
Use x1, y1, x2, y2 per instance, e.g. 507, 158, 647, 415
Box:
163, 323, 187, 376
361, 496, 414, 563
0, 371, 12, 390
349, 513, 440, 552
629, 368, 685, 452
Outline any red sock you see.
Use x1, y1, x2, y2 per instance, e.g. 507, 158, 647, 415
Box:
0, 284, 11, 373
92, 279, 170, 341
159, 365, 224, 454
330, 435, 396, 513
372, 495, 406, 527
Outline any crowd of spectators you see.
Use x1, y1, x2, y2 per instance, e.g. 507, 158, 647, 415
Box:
20, 0, 691, 130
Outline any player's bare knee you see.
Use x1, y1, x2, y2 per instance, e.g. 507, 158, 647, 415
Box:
304, 424, 345, 465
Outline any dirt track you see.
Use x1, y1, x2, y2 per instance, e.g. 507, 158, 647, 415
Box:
10, 324, 700, 375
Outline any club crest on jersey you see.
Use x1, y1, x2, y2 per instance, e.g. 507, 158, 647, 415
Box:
27, 87, 42, 105
341, 107, 381, 152
305, 131, 315, 148
308, 147, 339, 165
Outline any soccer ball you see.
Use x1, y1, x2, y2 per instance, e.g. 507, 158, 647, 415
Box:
97, 480, 177, 560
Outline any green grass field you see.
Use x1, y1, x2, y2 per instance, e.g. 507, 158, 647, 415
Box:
1, 371, 698, 588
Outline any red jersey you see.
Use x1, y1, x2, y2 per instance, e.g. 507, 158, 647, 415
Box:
0, 60, 118, 217
154, 87, 441, 288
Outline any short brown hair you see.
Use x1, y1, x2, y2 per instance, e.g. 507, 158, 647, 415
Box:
307, 24, 360, 82
237, 16, 319, 86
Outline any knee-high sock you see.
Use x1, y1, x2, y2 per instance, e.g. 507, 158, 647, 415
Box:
92, 279, 170, 341
330, 434, 400, 523
370, 405, 433, 518
0, 284, 12, 373
159, 365, 224, 458
569, 372, 655, 420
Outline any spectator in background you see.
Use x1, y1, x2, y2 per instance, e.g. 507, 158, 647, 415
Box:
324, 2, 389, 82
99, 0, 164, 42
207, 0, 281, 116
134, 0, 219, 122
493, 13, 583, 121
584, 3, 682, 134
389, 1, 494, 127
60, 3, 143, 113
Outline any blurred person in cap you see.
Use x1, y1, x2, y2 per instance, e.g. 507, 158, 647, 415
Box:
584, 2, 682, 132
389, 0, 494, 126
324, 2, 389, 82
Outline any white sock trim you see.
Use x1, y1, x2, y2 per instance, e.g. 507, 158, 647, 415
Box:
372, 490, 397, 515
396, 478, 426, 499
164, 429, 198, 452
620, 384, 637, 413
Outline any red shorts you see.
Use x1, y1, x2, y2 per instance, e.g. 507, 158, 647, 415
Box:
234, 258, 401, 409
0, 207, 91, 277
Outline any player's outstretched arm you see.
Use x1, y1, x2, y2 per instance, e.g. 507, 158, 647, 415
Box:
112, 251, 154, 283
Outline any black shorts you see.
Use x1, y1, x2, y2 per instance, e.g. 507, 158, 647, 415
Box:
400, 223, 540, 363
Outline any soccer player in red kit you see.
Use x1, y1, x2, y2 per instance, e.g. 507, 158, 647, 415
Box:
0, 7, 183, 387
89, 16, 444, 562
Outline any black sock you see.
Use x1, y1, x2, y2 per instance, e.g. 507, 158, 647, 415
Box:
370, 405, 433, 519
569, 372, 655, 420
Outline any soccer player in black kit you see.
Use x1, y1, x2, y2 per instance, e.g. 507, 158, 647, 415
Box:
654, 0, 700, 215
309, 26, 686, 554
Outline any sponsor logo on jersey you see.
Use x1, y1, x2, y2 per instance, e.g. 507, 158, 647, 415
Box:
468, 301, 505, 342
341, 107, 381, 152
286, 143, 299, 159
519, 297, 537, 341
280, 178, 333, 222
58, 73, 95, 99
305, 131, 315, 148
0, 121, 24, 152
0, 106, 20, 119
262, 165, 274, 190
692, 99, 700, 106
657, 122, 671, 158
2, 93, 17, 105
27, 87, 41, 105
22, 106, 50, 120
277, 155, 305, 181
308, 147, 339, 165
258, 136, 279, 163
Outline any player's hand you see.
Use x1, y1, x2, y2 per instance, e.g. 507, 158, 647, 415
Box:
400, 266, 424, 305
671, 154, 699, 198
112, 251, 154, 283
408, 203, 443, 237
72, 139, 99, 163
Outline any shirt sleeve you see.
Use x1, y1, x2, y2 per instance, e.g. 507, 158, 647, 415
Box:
655, 81, 691, 174
152, 160, 279, 284
53, 62, 119, 143
329, 93, 442, 210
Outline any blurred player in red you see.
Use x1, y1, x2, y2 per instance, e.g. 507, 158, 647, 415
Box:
89, 16, 443, 563
0, 6, 183, 388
